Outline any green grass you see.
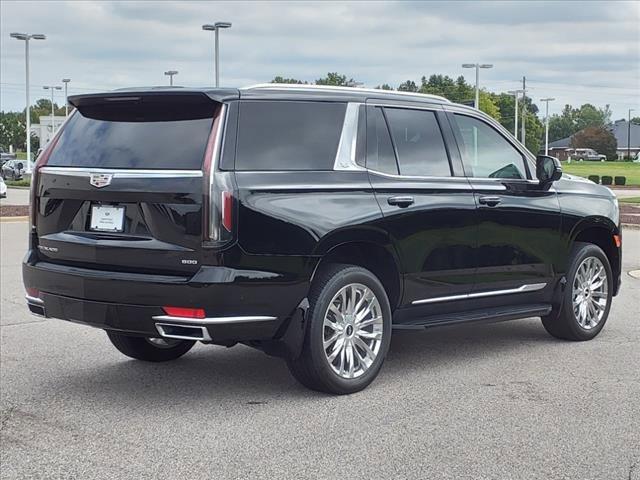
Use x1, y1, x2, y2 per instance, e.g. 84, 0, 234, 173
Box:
619, 196, 640, 204
562, 161, 640, 186
5, 179, 30, 187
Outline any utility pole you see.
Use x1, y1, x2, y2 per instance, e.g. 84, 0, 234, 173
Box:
540, 98, 555, 155
521, 76, 526, 147
629, 109, 635, 160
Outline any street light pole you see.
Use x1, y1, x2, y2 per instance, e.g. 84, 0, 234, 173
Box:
164, 70, 178, 86
202, 22, 232, 87
43, 85, 62, 136
462, 63, 493, 109
540, 98, 555, 155
62, 79, 70, 116
10, 32, 46, 173
507, 90, 523, 141
629, 109, 635, 160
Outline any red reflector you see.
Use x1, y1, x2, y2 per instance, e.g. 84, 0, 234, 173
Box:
221, 191, 233, 232
613, 234, 621, 248
162, 307, 206, 319
26, 287, 41, 299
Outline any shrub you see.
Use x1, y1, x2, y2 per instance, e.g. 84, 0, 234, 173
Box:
601, 176, 613, 185
588, 175, 600, 184
614, 176, 626, 186
5, 179, 30, 187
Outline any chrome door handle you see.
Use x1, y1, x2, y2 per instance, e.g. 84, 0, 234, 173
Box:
387, 196, 414, 208
478, 196, 501, 207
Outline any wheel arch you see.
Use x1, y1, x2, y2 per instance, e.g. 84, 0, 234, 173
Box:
569, 217, 621, 294
310, 237, 403, 310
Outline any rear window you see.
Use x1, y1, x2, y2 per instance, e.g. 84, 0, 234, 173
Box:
47, 99, 215, 170
236, 101, 346, 171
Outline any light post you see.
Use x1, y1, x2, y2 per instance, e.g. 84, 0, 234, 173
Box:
62, 78, 70, 116
629, 109, 635, 160
507, 89, 524, 140
164, 70, 178, 86
540, 97, 555, 155
202, 22, 232, 87
462, 63, 493, 109
43, 85, 62, 136
10, 32, 46, 173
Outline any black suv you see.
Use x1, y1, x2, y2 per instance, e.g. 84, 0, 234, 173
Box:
23, 85, 622, 394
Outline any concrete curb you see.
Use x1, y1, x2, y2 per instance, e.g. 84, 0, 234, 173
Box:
0, 216, 29, 222
622, 223, 640, 230
7, 186, 30, 190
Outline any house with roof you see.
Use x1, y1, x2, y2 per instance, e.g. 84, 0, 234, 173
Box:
548, 119, 640, 160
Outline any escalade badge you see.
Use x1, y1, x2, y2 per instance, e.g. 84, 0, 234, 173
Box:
90, 173, 113, 188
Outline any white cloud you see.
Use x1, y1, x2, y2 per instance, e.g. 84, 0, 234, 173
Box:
1, 0, 638, 118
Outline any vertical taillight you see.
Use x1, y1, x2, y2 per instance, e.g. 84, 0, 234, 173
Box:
30, 119, 67, 229
202, 104, 235, 245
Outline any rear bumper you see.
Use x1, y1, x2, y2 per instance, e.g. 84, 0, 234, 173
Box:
23, 252, 310, 343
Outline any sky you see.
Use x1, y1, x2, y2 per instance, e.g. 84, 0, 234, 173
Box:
1, 0, 639, 120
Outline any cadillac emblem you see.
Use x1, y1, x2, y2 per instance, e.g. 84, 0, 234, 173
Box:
89, 173, 113, 188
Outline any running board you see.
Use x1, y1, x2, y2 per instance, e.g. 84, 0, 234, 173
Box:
393, 304, 553, 330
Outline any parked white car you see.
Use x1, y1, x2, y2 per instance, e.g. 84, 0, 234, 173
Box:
572, 148, 607, 161
0, 176, 7, 198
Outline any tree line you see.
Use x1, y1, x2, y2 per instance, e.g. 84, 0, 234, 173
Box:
0, 99, 66, 152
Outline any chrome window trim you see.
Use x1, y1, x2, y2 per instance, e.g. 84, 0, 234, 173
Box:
151, 315, 277, 325
39, 167, 203, 178
333, 102, 366, 171
411, 283, 547, 305
367, 169, 472, 184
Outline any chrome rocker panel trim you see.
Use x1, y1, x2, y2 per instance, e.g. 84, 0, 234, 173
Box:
411, 283, 547, 305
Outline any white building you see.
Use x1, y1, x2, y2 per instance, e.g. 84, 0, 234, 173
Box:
30, 115, 66, 146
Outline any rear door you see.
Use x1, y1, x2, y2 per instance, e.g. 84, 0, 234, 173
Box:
32, 93, 221, 275
447, 110, 562, 303
365, 103, 478, 320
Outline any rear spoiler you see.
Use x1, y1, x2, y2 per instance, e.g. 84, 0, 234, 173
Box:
68, 88, 240, 109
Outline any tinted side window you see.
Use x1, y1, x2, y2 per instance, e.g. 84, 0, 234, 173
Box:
236, 101, 346, 171
384, 108, 451, 177
452, 114, 527, 179
366, 106, 398, 175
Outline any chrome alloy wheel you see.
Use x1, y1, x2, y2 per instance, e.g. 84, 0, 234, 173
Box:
322, 283, 384, 379
572, 256, 608, 330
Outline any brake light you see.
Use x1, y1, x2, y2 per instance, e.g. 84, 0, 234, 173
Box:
26, 287, 41, 299
30, 116, 68, 228
162, 307, 206, 319
613, 234, 621, 248
202, 104, 235, 244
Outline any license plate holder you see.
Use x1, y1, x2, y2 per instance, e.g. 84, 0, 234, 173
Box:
90, 204, 125, 232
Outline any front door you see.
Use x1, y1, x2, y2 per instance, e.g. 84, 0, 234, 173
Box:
447, 111, 562, 306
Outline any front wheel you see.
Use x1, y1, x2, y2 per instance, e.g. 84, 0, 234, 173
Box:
287, 264, 392, 395
107, 331, 195, 362
542, 242, 612, 341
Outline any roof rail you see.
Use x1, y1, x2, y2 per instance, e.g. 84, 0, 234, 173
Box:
242, 83, 451, 103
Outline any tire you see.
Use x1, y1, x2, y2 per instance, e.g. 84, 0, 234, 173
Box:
286, 264, 392, 395
106, 331, 195, 362
542, 242, 612, 341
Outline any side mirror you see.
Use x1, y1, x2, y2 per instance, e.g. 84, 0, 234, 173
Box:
536, 155, 562, 187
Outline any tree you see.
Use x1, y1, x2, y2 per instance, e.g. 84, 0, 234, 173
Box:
397, 80, 418, 92
271, 76, 306, 84
0, 111, 26, 151
315, 72, 356, 86
570, 126, 617, 159
478, 91, 501, 122
29, 98, 66, 123
375, 84, 393, 90
631, 116, 640, 125
418, 74, 473, 104
548, 103, 611, 142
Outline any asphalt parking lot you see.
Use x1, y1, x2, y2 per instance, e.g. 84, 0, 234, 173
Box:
1, 220, 639, 480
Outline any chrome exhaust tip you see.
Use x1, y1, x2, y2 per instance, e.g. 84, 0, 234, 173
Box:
155, 322, 212, 342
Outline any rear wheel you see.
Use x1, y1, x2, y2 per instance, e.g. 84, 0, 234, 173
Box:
106, 331, 195, 362
287, 264, 392, 394
542, 242, 612, 341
